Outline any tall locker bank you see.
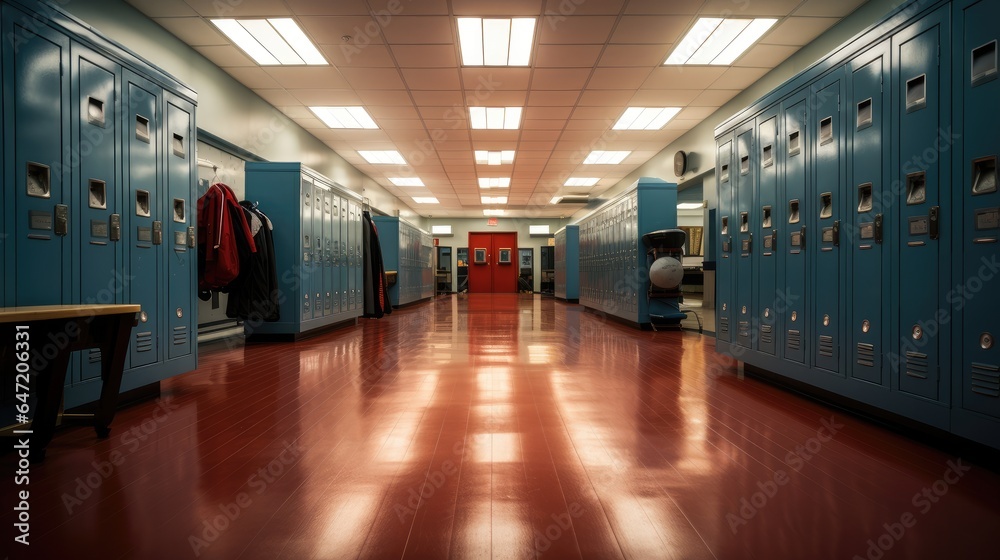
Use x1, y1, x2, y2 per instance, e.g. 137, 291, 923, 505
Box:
713, 0, 1000, 450
372, 216, 433, 307
554, 225, 579, 302
1, 0, 197, 408
244, 163, 363, 339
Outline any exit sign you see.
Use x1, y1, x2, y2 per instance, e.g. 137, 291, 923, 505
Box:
487, 217, 498, 226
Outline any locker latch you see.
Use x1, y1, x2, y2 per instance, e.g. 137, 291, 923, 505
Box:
832, 220, 840, 247
187, 226, 196, 248
874, 214, 883, 244
771, 229, 778, 250
152, 221, 163, 245
110, 214, 121, 241
800, 226, 807, 247
54, 204, 69, 236
929, 206, 940, 240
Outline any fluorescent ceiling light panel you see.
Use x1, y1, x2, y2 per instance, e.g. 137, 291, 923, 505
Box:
583, 151, 630, 164
529, 225, 550, 235
469, 107, 522, 130
212, 18, 326, 66
389, 177, 424, 187
475, 150, 515, 165
483, 209, 506, 216
481, 196, 508, 204
309, 106, 378, 129
549, 196, 562, 204
677, 202, 704, 210
613, 107, 682, 130
457, 18, 535, 66
479, 177, 511, 189
431, 225, 452, 235
564, 177, 599, 187
664, 17, 776, 65
358, 150, 406, 164
412, 197, 439, 204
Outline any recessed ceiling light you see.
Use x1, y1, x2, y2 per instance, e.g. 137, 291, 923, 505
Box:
549, 196, 563, 204
457, 18, 536, 66
665, 17, 777, 65
481, 196, 508, 204
412, 197, 439, 204
309, 106, 378, 129
475, 150, 515, 165
613, 107, 682, 130
389, 177, 424, 187
469, 107, 522, 130
479, 177, 511, 189
677, 202, 704, 210
583, 151, 631, 164
358, 150, 406, 164
564, 178, 599, 187
483, 209, 506, 216
211, 18, 326, 65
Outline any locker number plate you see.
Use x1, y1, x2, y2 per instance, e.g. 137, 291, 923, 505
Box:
29, 211, 53, 231
909, 216, 929, 236
790, 232, 802, 247
860, 222, 875, 240
975, 207, 999, 230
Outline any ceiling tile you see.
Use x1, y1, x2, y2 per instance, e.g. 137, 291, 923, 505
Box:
402, 68, 462, 90
570, 106, 621, 120
153, 17, 224, 46
610, 15, 690, 44
628, 89, 701, 105
264, 67, 350, 89
794, 0, 867, 17
700, 0, 803, 17
520, 130, 562, 142
126, 0, 197, 17
524, 106, 573, 120
461, 68, 532, 91
526, 91, 579, 106
734, 44, 800, 68
322, 43, 396, 68
379, 16, 454, 44
253, 89, 301, 106
624, 0, 701, 15
531, 68, 592, 90
391, 44, 458, 67
523, 119, 568, 130
285, 0, 370, 15
677, 106, 720, 120
599, 44, 670, 67
452, 0, 544, 15
179, 0, 291, 17
544, 0, 625, 14
277, 106, 315, 119
577, 89, 634, 106
194, 45, 254, 67
355, 90, 414, 105
223, 67, 281, 89
290, 89, 364, 105
642, 67, 727, 89
367, 105, 421, 119
411, 90, 465, 106
690, 89, 741, 106
710, 67, 771, 90
564, 119, 611, 130
301, 16, 382, 44
534, 44, 603, 67
465, 90, 528, 106
339, 67, 406, 89
587, 67, 654, 90
538, 16, 616, 44
762, 17, 838, 46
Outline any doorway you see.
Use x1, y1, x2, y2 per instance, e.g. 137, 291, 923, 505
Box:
467, 232, 518, 293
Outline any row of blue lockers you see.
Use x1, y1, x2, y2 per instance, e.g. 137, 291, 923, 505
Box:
372, 216, 434, 307
713, 0, 999, 450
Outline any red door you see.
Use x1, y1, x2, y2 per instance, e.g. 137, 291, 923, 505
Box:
468, 232, 518, 293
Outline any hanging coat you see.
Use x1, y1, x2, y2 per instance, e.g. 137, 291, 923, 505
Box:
363, 211, 391, 318
197, 183, 256, 293
226, 202, 280, 322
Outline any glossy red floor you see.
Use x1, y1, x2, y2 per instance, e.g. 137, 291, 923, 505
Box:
3, 294, 998, 559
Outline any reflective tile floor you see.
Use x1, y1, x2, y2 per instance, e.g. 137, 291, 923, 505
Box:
2, 294, 999, 559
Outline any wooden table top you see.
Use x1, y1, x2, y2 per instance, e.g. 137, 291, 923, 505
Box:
0, 304, 141, 323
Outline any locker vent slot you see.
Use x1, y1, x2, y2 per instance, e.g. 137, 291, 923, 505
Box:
88, 349, 102, 365
172, 133, 185, 158
819, 335, 834, 358
135, 114, 150, 143
788, 199, 800, 224
173, 198, 186, 222
135, 331, 153, 352
760, 325, 773, 345
738, 321, 750, 338
972, 156, 997, 195
87, 96, 106, 127
740, 155, 750, 175
820, 192, 833, 219
970, 362, 1000, 397
971, 40, 997, 87
719, 316, 729, 334
89, 179, 107, 209
762, 206, 772, 229
905, 352, 928, 379
857, 343, 875, 367
26, 162, 51, 198
788, 130, 800, 156
762, 144, 773, 168
136, 190, 151, 217
740, 212, 749, 233
173, 326, 188, 346
857, 98, 872, 129
721, 216, 729, 235
906, 172, 926, 205
787, 330, 801, 351
905, 74, 926, 112
858, 183, 873, 213
819, 116, 833, 145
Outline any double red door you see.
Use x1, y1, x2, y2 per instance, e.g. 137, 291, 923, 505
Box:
467, 232, 518, 293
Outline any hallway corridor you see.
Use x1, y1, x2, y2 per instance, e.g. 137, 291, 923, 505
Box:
3, 295, 998, 559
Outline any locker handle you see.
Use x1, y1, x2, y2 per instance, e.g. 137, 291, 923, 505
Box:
54, 204, 69, 236
771, 229, 778, 250
110, 214, 121, 242
832, 220, 840, 247
928, 206, 939, 240
800, 226, 807, 247
874, 214, 883, 244
152, 221, 163, 245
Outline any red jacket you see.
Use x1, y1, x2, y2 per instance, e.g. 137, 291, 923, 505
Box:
198, 183, 256, 291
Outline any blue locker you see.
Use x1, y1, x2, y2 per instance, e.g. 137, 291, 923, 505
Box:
323, 191, 334, 316
849, 43, 891, 384
893, 9, 951, 401
811, 71, 846, 375
554, 225, 579, 301
301, 176, 314, 321
331, 197, 341, 313
73, 45, 122, 385
781, 94, 809, 364
340, 199, 349, 310
957, 0, 999, 421
123, 71, 161, 369
348, 202, 357, 309
165, 94, 194, 360
716, 136, 735, 343
756, 109, 780, 356
4, 8, 72, 307
735, 124, 755, 348
312, 185, 323, 317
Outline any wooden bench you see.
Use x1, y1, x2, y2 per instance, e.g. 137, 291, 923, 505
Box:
0, 304, 140, 462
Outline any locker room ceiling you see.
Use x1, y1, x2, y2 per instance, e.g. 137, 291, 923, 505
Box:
125, 0, 866, 218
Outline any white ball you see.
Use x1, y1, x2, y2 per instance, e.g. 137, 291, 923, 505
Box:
650, 257, 683, 289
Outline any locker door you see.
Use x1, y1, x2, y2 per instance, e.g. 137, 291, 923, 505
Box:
735, 124, 755, 348
812, 72, 845, 374
340, 198, 349, 310
3, 11, 72, 306
958, 0, 999, 419
301, 177, 314, 321
165, 95, 194, 359
355, 206, 363, 309
124, 72, 162, 368
781, 94, 809, 363
849, 43, 890, 384
73, 45, 121, 381
348, 202, 357, 309
893, 11, 950, 400
756, 110, 779, 356
313, 186, 323, 316
716, 137, 735, 343
331, 197, 341, 314
324, 191, 334, 316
